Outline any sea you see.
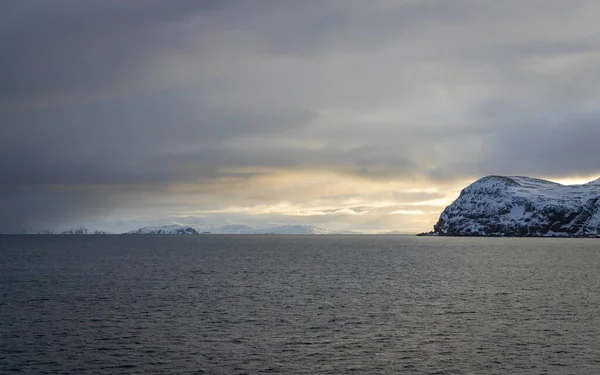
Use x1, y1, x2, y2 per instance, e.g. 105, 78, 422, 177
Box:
1, 235, 599, 374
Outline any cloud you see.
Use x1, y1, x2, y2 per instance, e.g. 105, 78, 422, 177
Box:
388, 210, 424, 215
0, 0, 231, 106
2, 1, 600, 231
0, 186, 118, 233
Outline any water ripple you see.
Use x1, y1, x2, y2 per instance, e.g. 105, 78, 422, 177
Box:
1, 235, 600, 374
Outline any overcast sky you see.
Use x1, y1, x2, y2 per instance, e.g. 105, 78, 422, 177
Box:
2, 0, 600, 233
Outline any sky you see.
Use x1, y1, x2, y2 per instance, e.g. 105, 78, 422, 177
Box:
2, 0, 600, 233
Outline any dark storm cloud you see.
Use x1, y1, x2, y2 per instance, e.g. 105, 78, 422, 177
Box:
477, 115, 600, 178
2, 0, 600, 231
0, 0, 229, 105
0, 89, 314, 186
0, 186, 117, 233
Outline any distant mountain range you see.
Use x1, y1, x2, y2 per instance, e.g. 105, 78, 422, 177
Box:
422, 175, 600, 237
125, 225, 205, 235
36, 228, 112, 235
33, 224, 364, 235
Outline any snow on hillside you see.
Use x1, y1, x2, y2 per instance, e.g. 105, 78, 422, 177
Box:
430, 175, 600, 237
125, 225, 201, 235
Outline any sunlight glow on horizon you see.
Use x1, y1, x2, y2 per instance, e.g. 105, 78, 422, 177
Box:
548, 175, 599, 186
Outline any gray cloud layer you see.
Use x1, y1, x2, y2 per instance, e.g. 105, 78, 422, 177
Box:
2, 0, 600, 231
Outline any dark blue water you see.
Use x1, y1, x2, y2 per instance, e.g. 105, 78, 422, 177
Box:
1, 235, 600, 374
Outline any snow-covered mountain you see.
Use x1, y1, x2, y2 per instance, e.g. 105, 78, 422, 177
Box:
125, 224, 201, 235
60, 228, 112, 235
36, 228, 112, 234
247, 225, 333, 235
123, 224, 333, 235
428, 175, 600, 237
32, 221, 343, 235
210, 224, 254, 234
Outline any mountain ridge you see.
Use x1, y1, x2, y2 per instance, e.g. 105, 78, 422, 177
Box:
36, 228, 112, 235
33, 224, 343, 235
125, 224, 202, 235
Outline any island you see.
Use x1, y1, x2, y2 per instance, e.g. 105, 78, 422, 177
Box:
421, 175, 600, 237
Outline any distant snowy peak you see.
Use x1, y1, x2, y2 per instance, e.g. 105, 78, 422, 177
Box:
125, 225, 201, 235
197, 224, 334, 234
125, 224, 332, 235
36, 228, 111, 234
429, 175, 600, 237
386, 230, 409, 235
36, 223, 339, 235
35, 229, 56, 234
61, 228, 112, 235
249, 225, 333, 235
210, 224, 254, 234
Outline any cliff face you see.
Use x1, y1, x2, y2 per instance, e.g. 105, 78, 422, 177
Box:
431, 176, 600, 237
